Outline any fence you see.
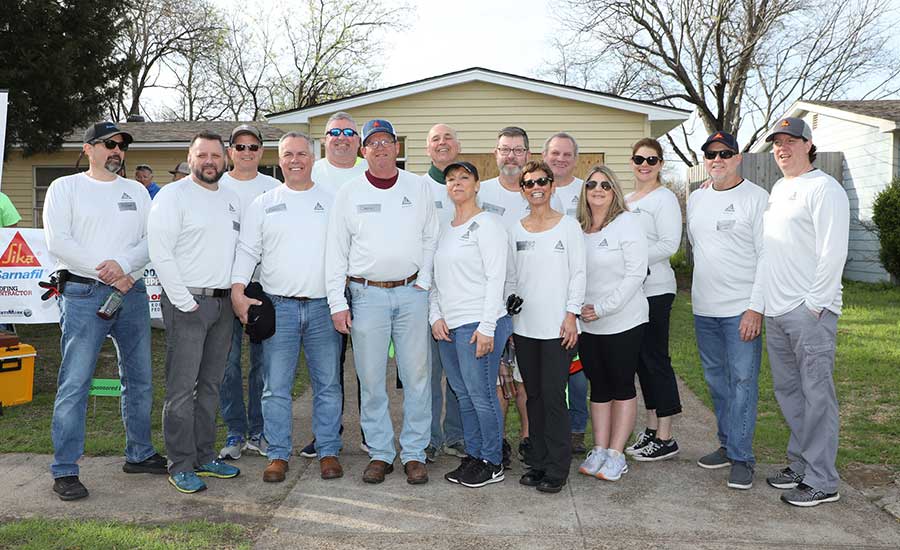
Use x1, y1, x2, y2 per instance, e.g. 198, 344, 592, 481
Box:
686, 151, 844, 192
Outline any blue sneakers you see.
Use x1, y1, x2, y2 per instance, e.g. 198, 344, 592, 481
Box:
169, 472, 207, 494
196, 459, 241, 479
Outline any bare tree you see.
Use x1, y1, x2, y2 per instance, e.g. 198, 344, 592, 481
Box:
548, 0, 900, 164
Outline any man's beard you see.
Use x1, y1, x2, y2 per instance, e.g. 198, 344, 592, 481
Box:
193, 164, 225, 184
104, 157, 122, 174
500, 164, 523, 178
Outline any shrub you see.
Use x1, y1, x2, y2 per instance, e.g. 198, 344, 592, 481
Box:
871, 178, 900, 281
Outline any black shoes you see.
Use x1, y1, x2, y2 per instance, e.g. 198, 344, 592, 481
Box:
536, 477, 567, 494
519, 469, 545, 487
122, 452, 168, 475
445, 456, 479, 484
459, 460, 504, 488
53, 476, 88, 501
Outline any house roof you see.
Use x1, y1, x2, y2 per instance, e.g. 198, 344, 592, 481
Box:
61, 121, 286, 149
804, 100, 900, 124
265, 67, 691, 135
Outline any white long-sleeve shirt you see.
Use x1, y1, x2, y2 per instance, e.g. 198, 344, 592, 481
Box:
325, 170, 439, 314
626, 186, 682, 297
311, 158, 369, 195
42, 173, 151, 280
422, 171, 454, 227
429, 212, 508, 337
554, 178, 584, 217
218, 172, 280, 221
582, 212, 649, 335
688, 180, 768, 317
478, 177, 566, 228
507, 215, 586, 339
232, 183, 333, 298
148, 177, 241, 312
761, 169, 849, 316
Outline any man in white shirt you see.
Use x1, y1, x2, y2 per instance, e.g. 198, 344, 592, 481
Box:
149, 130, 242, 494
421, 123, 465, 461
231, 132, 343, 483
217, 125, 279, 461
760, 117, 849, 507
326, 119, 439, 485
44, 122, 166, 501
687, 131, 767, 491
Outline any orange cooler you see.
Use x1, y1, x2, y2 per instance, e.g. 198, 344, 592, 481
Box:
0, 343, 37, 408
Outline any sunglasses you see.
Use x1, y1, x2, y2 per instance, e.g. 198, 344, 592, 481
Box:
94, 139, 128, 151
521, 177, 552, 189
325, 128, 358, 138
631, 155, 660, 166
585, 180, 612, 191
233, 143, 261, 152
703, 150, 737, 160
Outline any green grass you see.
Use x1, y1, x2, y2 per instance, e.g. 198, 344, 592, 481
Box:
0, 324, 309, 455
670, 280, 900, 470
0, 518, 249, 550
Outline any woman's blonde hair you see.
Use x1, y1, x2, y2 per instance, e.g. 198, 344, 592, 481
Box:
577, 165, 628, 232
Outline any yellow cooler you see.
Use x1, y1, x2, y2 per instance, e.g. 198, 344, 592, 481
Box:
0, 343, 37, 409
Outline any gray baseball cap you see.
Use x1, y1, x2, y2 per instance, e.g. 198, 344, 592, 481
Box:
765, 117, 812, 142
169, 161, 190, 175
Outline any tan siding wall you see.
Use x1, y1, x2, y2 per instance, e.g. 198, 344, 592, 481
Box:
306, 81, 649, 186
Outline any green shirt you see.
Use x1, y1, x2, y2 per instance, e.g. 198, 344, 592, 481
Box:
0, 192, 21, 227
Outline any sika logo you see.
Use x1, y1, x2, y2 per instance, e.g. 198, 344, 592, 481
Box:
0, 232, 41, 267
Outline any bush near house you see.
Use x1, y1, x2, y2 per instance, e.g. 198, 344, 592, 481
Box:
872, 178, 900, 281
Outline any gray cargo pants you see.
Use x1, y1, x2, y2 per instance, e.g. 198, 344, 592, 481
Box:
765, 304, 840, 493
161, 293, 234, 474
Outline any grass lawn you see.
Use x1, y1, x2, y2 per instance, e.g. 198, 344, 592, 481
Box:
0, 518, 249, 550
0, 324, 308, 456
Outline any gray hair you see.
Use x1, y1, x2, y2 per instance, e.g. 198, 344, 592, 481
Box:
543, 132, 579, 156
326, 111, 358, 129
278, 131, 314, 154
498, 126, 529, 151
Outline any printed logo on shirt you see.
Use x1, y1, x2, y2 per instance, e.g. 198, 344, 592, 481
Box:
460, 231, 471, 241
229, 203, 237, 213
716, 219, 736, 231
554, 240, 566, 252
435, 200, 443, 209
516, 240, 535, 251
232, 220, 240, 232
117, 201, 137, 211
632, 207, 642, 214
121, 192, 132, 200
482, 202, 505, 215
788, 192, 798, 200
467, 221, 479, 232
401, 196, 412, 207
570, 196, 579, 205
724, 203, 735, 213
598, 238, 608, 248
358, 203, 381, 213
314, 202, 325, 213
266, 203, 288, 214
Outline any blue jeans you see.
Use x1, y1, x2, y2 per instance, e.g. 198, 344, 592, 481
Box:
694, 314, 761, 465
567, 370, 588, 433
51, 280, 156, 478
349, 281, 431, 464
438, 316, 513, 465
262, 296, 342, 460
219, 317, 264, 438
430, 336, 464, 448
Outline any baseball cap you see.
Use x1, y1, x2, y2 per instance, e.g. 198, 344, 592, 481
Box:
169, 161, 190, 175
442, 161, 480, 181
765, 117, 812, 142
362, 119, 396, 143
701, 131, 739, 152
230, 124, 263, 144
83, 121, 133, 145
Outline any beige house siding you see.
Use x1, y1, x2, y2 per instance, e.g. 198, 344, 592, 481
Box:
304, 81, 649, 186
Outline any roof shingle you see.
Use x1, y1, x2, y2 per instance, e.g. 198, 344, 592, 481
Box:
66, 121, 286, 143
805, 100, 900, 124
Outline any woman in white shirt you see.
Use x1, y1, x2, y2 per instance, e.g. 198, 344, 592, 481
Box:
507, 160, 586, 494
624, 138, 684, 462
430, 162, 512, 489
575, 165, 648, 482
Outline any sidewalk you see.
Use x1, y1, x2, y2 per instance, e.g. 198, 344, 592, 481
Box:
1, 355, 898, 549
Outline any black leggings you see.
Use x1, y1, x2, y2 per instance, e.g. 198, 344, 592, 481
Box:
580, 324, 644, 403
635, 294, 682, 417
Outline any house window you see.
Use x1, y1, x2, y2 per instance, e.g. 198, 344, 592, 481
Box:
258, 165, 283, 182
317, 136, 406, 169
33, 166, 87, 228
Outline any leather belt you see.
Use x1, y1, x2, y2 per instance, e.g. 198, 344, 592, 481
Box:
347, 272, 418, 289
186, 287, 231, 297
63, 272, 99, 285
281, 295, 311, 301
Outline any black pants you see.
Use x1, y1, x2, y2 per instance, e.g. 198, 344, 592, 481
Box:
636, 293, 682, 417
580, 324, 644, 403
513, 334, 571, 480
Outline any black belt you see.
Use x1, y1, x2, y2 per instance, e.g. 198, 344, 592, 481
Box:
186, 287, 231, 297
61, 271, 99, 285
281, 295, 311, 301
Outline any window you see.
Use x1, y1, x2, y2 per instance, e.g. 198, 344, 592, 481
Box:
317, 136, 406, 169
258, 165, 283, 182
33, 166, 87, 228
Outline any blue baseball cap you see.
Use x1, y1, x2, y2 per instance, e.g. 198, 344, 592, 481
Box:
362, 119, 396, 144
701, 131, 739, 152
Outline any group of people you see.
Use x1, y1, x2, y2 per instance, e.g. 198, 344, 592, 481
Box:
44, 112, 848, 509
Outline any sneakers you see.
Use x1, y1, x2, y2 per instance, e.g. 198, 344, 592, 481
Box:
578, 448, 608, 476
218, 435, 246, 460
632, 437, 679, 462
571, 432, 587, 456
766, 467, 804, 490
169, 471, 206, 494
596, 450, 629, 481
697, 447, 731, 469
53, 476, 89, 501
781, 483, 840, 507
518, 437, 533, 465
445, 456, 479, 484
425, 444, 439, 463
122, 452, 168, 475
443, 441, 467, 458
298, 439, 317, 459
727, 461, 754, 490
625, 427, 656, 456
196, 459, 240, 479
246, 434, 268, 457
501, 439, 512, 467
460, 459, 505, 488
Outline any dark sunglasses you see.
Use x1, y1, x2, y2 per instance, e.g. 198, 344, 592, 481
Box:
703, 150, 737, 160
585, 180, 612, 191
233, 143, 261, 152
631, 155, 660, 166
94, 139, 128, 151
325, 128, 358, 138
521, 177, 552, 189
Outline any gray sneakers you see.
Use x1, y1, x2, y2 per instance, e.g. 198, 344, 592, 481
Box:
727, 461, 754, 490
766, 466, 804, 489
697, 447, 731, 469
781, 483, 840, 507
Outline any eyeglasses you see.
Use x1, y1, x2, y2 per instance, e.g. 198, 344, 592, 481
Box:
93, 139, 128, 151
585, 180, 612, 191
233, 143, 261, 152
497, 146, 528, 157
631, 155, 660, 166
520, 177, 552, 189
703, 150, 737, 160
325, 128, 358, 138
365, 138, 396, 149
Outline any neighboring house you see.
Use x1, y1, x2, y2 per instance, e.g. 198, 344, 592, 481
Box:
267, 67, 690, 181
1, 121, 285, 227
751, 100, 900, 283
